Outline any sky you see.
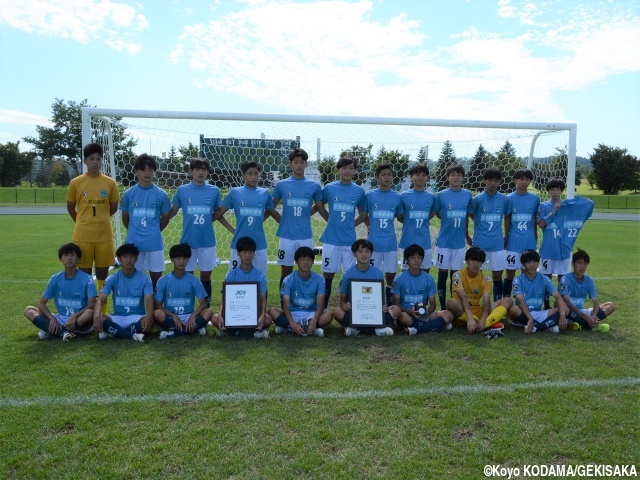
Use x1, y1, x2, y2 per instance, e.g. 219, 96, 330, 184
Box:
0, 0, 639, 159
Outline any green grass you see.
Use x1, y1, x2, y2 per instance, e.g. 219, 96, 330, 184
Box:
0, 216, 639, 479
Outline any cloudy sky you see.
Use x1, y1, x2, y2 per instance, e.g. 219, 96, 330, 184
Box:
0, 0, 638, 158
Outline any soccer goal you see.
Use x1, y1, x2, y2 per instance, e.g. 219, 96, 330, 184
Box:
81, 109, 577, 264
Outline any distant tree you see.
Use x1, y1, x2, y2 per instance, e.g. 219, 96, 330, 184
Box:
589, 144, 640, 195
373, 146, 410, 188
340, 144, 373, 185
0, 142, 34, 187
467, 144, 489, 192
317, 155, 337, 184
165, 145, 179, 172
433, 140, 458, 191
586, 170, 597, 190
179, 142, 200, 161
50, 160, 71, 186
416, 146, 429, 163
490, 141, 523, 192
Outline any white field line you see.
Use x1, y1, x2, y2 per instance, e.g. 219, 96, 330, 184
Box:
1, 377, 638, 408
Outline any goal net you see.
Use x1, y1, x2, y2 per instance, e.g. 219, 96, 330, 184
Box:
81, 109, 577, 265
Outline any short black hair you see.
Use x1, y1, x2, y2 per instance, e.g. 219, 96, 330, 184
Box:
403, 244, 425, 260
240, 161, 261, 174
465, 246, 486, 263
446, 164, 465, 177
513, 167, 533, 180
294, 246, 316, 262
572, 248, 590, 264
483, 167, 502, 180
236, 236, 257, 252
169, 243, 192, 259
116, 243, 139, 258
189, 158, 209, 171
336, 156, 356, 170
520, 249, 540, 264
375, 163, 393, 177
546, 177, 566, 191
409, 163, 429, 176
351, 238, 374, 253
58, 242, 81, 259
134, 153, 157, 172
83, 143, 103, 160
288, 148, 308, 162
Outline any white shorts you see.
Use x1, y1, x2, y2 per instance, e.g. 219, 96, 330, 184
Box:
400, 248, 432, 271
482, 250, 506, 271
108, 314, 143, 328
505, 250, 523, 271
277, 238, 314, 266
186, 246, 217, 272
135, 250, 166, 273
434, 247, 465, 270
321, 244, 356, 273
539, 258, 571, 276
291, 310, 315, 324
52, 314, 93, 333
229, 248, 268, 274
372, 250, 400, 274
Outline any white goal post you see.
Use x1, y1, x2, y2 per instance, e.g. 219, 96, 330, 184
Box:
81, 108, 577, 264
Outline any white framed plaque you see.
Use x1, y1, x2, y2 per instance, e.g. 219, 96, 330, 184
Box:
223, 282, 259, 328
349, 279, 385, 327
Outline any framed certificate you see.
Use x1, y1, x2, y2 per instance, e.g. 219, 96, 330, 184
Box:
223, 282, 259, 328
349, 279, 385, 327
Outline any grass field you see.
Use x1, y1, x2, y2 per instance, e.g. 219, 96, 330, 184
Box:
1, 216, 638, 479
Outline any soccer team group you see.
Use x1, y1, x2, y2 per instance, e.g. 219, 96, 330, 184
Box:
23, 143, 616, 342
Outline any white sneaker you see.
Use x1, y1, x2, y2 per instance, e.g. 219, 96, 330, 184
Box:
38, 331, 50, 340
62, 332, 76, 342
405, 327, 417, 336
313, 328, 324, 337
132, 333, 145, 343
344, 327, 360, 337
375, 326, 394, 336
216, 329, 227, 337
548, 325, 560, 333
445, 322, 453, 331
254, 330, 269, 339
274, 326, 286, 334
159, 331, 174, 340
197, 327, 207, 336
98, 332, 110, 340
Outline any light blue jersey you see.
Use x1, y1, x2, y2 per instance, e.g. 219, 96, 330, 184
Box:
172, 182, 222, 248
102, 270, 153, 316
155, 272, 207, 315
433, 188, 473, 249
512, 272, 556, 312
338, 265, 384, 297
397, 189, 436, 249
559, 273, 597, 310
391, 270, 437, 310
223, 186, 274, 250
560, 197, 593, 259
506, 191, 540, 252
120, 184, 171, 252
364, 188, 401, 251
223, 266, 268, 294
273, 177, 322, 240
538, 200, 563, 260
319, 181, 366, 246
468, 191, 511, 252
43, 270, 97, 316
281, 270, 325, 313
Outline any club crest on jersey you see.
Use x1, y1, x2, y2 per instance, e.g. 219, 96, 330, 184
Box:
390, 204, 396, 210
100, 190, 107, 198
58, 291, 63, 297
473, 288, 480, 294
82, 191, 87, 196
240, 201, 245, 207
334, 196, 339, 202
258, 201, 263, 207
351, 197, 355, 204
205, 198, 211, 205
294, 291, 299, 297
134, 202, 139, 207
304, 192, 310, 198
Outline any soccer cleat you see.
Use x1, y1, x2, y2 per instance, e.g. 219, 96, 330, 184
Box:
216, 329, 227, 337
405, 327, 417, 336
483, 327, 505, 339
254, 329, 269, 339
98, 332, 110, 340
62, 332, 76, 342
159, 331, 175, 340
445, 322, 453, 331
197, 327, 207, 336
132, 333, 145, 343
547, 326, 560, 333
38, 331, 51, 340
568, 322, 582, 331
509, 319, 527, 328
592, 323, 610, 332
344, 327, 360, 337
313, 328, 324, 337
491, 322, 505, 330
375, 327, 394, 336
274, 326, 286, 334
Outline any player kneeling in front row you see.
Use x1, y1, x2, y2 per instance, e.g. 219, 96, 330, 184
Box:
268, 246, 333, 337
508, 249, 569, 334
559, 249, 615, 332
154, 243, 213, 339
392, 244, 453, 336
24, 242, 97, 342
212, 237, 272, 339
332, 239, 400, 337
93, 243, 154, 342
446, 247, 513, 335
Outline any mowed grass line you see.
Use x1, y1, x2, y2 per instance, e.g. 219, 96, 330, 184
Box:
0, 216, 638, 479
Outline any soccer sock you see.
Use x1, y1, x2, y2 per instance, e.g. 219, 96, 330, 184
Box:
194, 316, 208, 329
274, 314, 289, 329
157, 316, 176, 331
96, 279, 108, 314
202, 280, 212, 307
484, 306, 508, 329
337, 311, 350, 327
102, 319, 135, 339
413, 316, 447, 333
493, 282, 503, 302
385, 286, 393, 307
32, 315, 64, 338
324, 277, 333, 309
503, 278, 513, 298
437, 271, 448, 310
513, 312, 528, 326
538, 311, 560, 331
597, 310, 607, 320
